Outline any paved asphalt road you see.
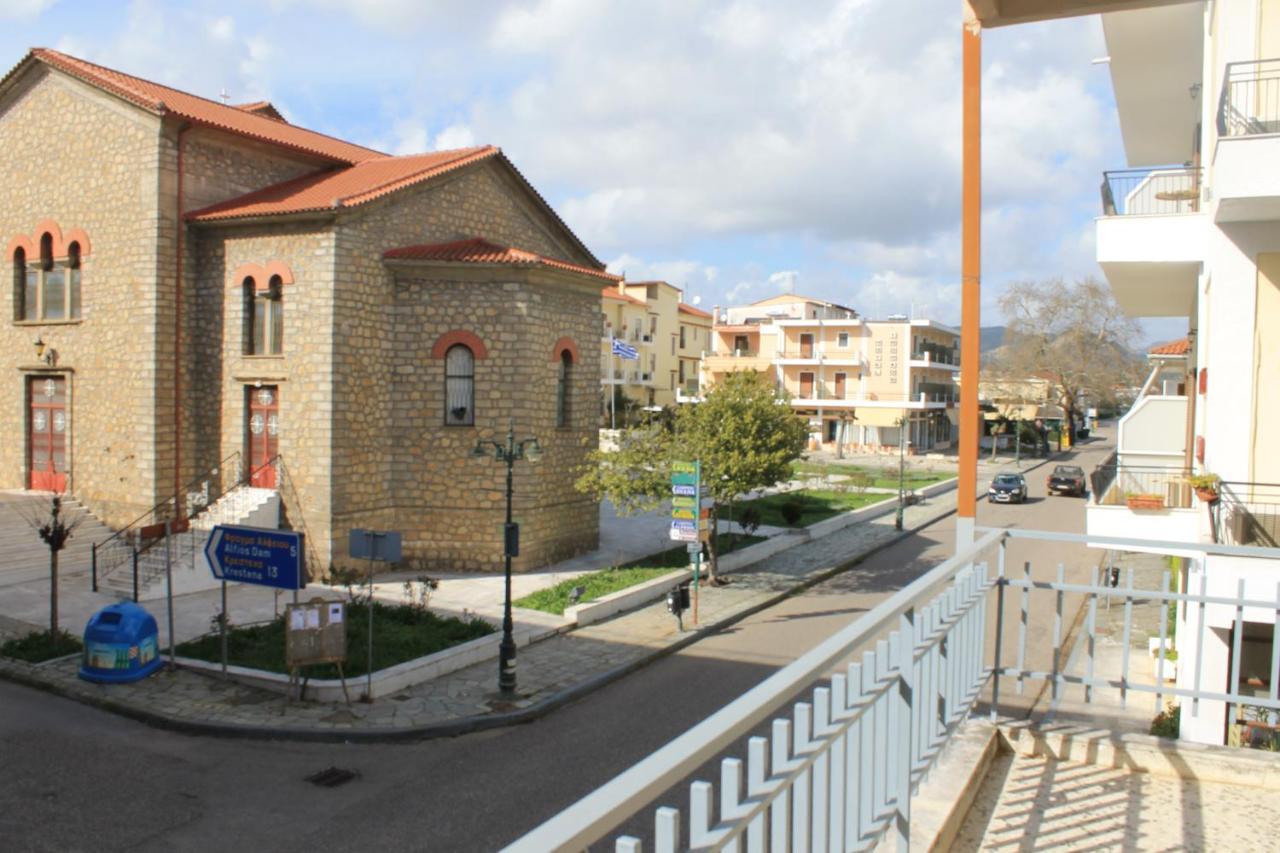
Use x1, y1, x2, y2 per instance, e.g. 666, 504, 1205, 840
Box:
0, 439, 1114, 853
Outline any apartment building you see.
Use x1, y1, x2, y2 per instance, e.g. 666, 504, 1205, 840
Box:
599, 281, 711, 414
1083, 0, 1280, 745
1, 49, 607, 574
702, 295, 959, 452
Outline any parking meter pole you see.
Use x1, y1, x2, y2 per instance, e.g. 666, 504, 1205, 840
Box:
165, 519, 176, 668
219, 580, 228, 677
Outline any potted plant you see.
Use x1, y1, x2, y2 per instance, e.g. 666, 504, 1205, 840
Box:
1186, 472, 1220, 503
1126, 492, 1165, 510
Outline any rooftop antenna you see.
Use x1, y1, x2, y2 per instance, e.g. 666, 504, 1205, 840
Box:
219, 88, 230, 104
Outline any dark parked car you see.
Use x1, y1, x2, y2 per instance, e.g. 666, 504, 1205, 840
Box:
988, 473, 1028, 504
1047, 464, 1087, 497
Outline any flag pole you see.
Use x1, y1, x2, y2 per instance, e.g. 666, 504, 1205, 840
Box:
610, 335, 617, 430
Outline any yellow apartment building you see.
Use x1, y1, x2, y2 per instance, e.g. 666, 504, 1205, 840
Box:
703, 295, 959, 453
599, 281, 711, 416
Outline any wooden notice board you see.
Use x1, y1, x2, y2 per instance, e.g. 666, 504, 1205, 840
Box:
285, 598, 347, 667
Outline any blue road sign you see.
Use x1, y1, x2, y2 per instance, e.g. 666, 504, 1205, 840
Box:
349, 529, 403, 562
204, 525, 304, 591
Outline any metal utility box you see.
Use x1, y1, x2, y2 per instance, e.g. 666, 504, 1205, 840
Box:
78, 602, 163, 683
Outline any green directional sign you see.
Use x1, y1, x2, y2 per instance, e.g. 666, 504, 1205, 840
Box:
671, 496, 696, 509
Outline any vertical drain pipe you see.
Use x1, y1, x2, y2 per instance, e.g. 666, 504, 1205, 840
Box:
174, 123, 191, 514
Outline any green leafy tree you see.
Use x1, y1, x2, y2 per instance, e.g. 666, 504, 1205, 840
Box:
577, 371, 808, 582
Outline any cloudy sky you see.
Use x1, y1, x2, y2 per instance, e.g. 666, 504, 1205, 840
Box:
0, 0, 1179, 340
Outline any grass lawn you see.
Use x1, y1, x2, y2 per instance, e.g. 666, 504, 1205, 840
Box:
175, 601, 494, 678
727, 489, 892, 528
793, 462, 950, 490
515, 533, 765, 614
0, 629, 83, 663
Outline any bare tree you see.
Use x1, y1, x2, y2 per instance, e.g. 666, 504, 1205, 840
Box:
16, 496, 84, 647
996, 277, 1145, 437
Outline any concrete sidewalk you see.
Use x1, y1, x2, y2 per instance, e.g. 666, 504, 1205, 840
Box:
0, 453, 1058, 741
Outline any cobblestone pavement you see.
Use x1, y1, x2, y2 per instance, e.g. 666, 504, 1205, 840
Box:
952, 748, 1280, 851
0, 455, 1049, 738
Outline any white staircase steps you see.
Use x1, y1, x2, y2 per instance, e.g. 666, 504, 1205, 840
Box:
99, 486, 281, 601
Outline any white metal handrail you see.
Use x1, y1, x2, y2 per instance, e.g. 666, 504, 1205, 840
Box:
504, 529, 1007, 852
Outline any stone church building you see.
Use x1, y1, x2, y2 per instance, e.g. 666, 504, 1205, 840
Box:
1, 48, 606, 573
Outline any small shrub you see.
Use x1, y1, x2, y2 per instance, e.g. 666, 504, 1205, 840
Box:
739, 506, 762, 537
1, 629, 82, 663
848, 471, 875, 494
1150, 703, 1180, 739
779, 500, 804, 526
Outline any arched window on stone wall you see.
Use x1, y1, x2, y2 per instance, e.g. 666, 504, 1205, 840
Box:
66, 241, 82, 319
12, 247, 26, 322
556, 349, 572, 427
445, 344, 475, 426
17, 232, 82, 322
244, 274, 284, 355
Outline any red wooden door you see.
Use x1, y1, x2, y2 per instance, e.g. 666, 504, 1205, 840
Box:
799, 372, 814, 399
800, 334, 814, 358
28, 376, 67, 492
247, 385, 279, 488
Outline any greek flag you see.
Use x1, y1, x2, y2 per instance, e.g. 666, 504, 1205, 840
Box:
611, 337, 639, 361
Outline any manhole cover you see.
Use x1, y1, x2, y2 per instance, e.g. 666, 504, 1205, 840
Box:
306, 767, 360, 788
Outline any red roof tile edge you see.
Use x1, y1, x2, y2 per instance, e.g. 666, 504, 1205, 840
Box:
603, 287, 646, 305
678, 302, 713, 319
184, 147, 498, 221
1148, 338, 1191, 356
9, 49, 381, 164
384, 238, 620, 283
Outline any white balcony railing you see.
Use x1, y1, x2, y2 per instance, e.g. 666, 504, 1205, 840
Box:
509, 529, 1280, 852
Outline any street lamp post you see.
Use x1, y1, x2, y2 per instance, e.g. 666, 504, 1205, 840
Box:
896, 415, 907, 531
471, 418, 542, 696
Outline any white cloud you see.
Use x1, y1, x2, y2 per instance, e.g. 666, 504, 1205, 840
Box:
0, 0, 56, 19
434, 123, 475, 151
769, 270, 799, 294
0, 1, 1122, 331
208, 16, 234, 42
606, 252, 721, 303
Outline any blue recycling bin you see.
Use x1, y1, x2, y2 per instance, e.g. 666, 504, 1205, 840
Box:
78, 602, 163, 683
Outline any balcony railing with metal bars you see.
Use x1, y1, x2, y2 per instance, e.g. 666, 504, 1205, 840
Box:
1218, 58, 1280, 138
1212, 481, 1280, 547
508, 529, 1280, 852
1100, 167, 1202, 216
1089, 464, 1192, 509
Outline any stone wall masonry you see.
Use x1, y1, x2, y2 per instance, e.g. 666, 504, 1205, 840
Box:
0, 68, 166, 526
328, 161, 604, 572
189, 222, 337, 567
164, 126, 333, 498
377, 267, 601, 572
180, 129, 325, 214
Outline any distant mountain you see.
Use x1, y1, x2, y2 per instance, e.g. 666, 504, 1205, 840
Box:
979, 326, 1005, 352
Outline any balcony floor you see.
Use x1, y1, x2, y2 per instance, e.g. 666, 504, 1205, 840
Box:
954, 749, 1276, 851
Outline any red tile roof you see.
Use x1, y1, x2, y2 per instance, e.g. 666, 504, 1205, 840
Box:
187, 147, 499, 220
5, 48, 603, 270
16, 49, 380, 163
384, 238, 620, 282
233, 101, 287, 122
1148, 338, 1191, 356
678, 302, 712, 319
603, 287, 646, 305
